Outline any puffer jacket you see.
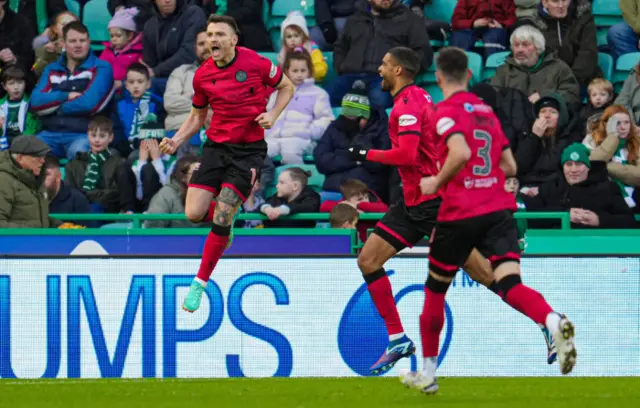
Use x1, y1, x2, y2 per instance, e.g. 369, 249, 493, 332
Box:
142, 0, 206, 78
515, 0, 540, 19
529, 0, 599, 86
164, 61, 198, 131
334, 0, 431, 74
100, 33, 145, 82
144, 180, 204, 228
490, 51, 580, 111
0, 150, 58, 228
451, 0, 517, 30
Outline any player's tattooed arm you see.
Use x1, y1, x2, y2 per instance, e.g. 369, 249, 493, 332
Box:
212, 187, 243, 226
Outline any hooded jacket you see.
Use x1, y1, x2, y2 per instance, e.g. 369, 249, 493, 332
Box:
0, 150, 58, 228
100, 33, 145, 82
515, 92, 583, 187
522, 161, 636, 229
490, 51, 580, 112
334, 0, 431, 75
142, 0, 206, 78
277, 12, 328, 82
144, 179, 205, 228
0, 4, 35, 74
614, 70, 640, 125
164, 60, 199, 131
261, 186, 321, 228
529, 0, 599, 86
451, 0, 517, 30
314, 107, 391, 194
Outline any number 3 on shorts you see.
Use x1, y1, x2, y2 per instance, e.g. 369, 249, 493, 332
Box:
472, 129, 492, 176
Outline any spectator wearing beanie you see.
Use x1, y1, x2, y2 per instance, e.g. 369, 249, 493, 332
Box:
314, 81, 391, 198
100, 7, 145, 91
522, 143, 636, 229
108, 1, 155, 31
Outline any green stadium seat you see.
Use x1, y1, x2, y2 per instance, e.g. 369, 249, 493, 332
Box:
303, 154, 315, 162
466, 51, 483, 86
332, 107, 342, 117
385, 108, 392, 116
613, 52, 640, 92
598, 52, 614, 81
424, 84, 444, 104
482, 51, 510, 82
60, 167, 66, 180
323, 52, 337, 85
596, 28, 609, 48
65, 0, 81, 18
260, 52, 279, 66
81, 0, 111, 44
268, 0, 316, 51
272, 155, 283, 163
422, 0, 456, 23
592, 0, 623, 27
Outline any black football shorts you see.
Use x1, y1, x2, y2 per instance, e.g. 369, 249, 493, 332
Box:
189, 139, 267, 201
373, 197, 441, 251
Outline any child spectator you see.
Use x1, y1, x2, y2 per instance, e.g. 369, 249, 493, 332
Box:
0, 66, 40, 150
115, 63, 164, 154
144, 155, 204, 228
580, 78, 614, 134
100, 8, 144, 92
320, 179, 388, 242
65, 116, 137, 213
266, 49, 334, 164
277, 11, 327, 82
32, 11, 79, 78
236, 156, 276, 229
260, 167, 320, 228
330, 203, 359, 229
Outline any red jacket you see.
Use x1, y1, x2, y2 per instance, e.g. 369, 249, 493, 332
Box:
451, 0, 517, 30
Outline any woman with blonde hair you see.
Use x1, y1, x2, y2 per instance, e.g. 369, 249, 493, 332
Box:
583, 105, 640, 209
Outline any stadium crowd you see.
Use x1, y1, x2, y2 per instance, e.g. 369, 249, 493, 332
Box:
0, 0, 638, 232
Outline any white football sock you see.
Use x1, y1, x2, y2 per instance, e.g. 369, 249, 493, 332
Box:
389, 332, 405, 342
546, 312, 561, 332
194, 277, 208, 287
422, 357, 437, 378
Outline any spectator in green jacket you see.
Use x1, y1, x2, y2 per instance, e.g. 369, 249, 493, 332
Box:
0, 135, 61, 228
0, 66, 40, 151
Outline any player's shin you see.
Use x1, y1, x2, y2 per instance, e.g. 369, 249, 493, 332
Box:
495, 263, 553, 326
363, 268, 405, 339
420, 272, 451, 378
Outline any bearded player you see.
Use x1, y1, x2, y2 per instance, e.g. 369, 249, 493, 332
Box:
347, 47, 501, 376
159, 15, 294, 313
402, 47, 576, 394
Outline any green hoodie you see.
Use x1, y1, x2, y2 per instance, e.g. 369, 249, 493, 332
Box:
0, 150, 59, 228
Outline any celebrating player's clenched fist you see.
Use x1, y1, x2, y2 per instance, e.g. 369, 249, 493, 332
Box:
159, 137, 177, 155
255, 112, 276, 129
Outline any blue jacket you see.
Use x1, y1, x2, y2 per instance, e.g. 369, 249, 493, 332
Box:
49, 181, 98, 227
313, 107, 391, 194
115, 90, 164, 146
30, 53, 115, 133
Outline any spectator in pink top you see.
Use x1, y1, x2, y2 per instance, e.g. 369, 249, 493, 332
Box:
100, 7, 144, 92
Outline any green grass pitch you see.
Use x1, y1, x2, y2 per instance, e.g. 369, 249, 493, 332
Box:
0, 377, 638, 408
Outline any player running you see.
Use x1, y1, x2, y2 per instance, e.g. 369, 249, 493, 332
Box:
347, 47, 501, 376
402, 47, 576, 394
159, 15, 294, 313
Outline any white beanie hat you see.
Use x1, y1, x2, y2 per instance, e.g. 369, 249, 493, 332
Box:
281, 11, 309, 39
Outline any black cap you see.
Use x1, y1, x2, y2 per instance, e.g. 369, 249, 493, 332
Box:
535, 97, 561, 116
9, 135, 51, 157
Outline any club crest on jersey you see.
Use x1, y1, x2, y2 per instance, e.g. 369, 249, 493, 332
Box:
464, 177, 474, 189
235, 70, 247, 82
464, 103, 474, 113
425, 95, 432, 103
436, 117, 455, 135
269, 63, 278, 78
399, 114, 418, 127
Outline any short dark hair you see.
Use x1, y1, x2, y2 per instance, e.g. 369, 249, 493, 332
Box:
388, 47, 421, 79
127, 62, 150, 80
44, 153, 60, 171
340, 179, 369, 200
1, 65, 26, 85
330, 203, 359, 228
285, 167, 312, 188
196, 25, 208, 36
63, 21, 89, 40
435, 47, 469, 84
283, 48, 314, 78
207, 14, 240, 36
88, 116, 113, 134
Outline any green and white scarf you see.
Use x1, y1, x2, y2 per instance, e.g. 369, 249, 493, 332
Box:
129, 92, 152, 142
611, 140, 636, 208
82, 150, 111, 192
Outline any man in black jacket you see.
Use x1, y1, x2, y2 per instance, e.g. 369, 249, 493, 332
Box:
311, 0, 356, 50
10, 0, 66, 35
0, 2, 35, 75
522, 143, 636, 229
142, 0, 206, 95
331, 0, 431, 108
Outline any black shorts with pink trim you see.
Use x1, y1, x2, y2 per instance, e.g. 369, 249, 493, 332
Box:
189, 139, 267, 202
429, 210, 521, 275
373, 197, 441, 252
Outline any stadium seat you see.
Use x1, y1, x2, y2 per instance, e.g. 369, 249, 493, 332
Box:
598, 52, 614, 81
60, 167, 66, 180
613, 52, 640, 92
323, 52, 337, 85
466, 51, 483, 86
83, 0, 111, 44
260, 52, 279, 66
482, 51, 510, 82
64, 0, 81, 18
422, 0, 456, 24
385, 108, 392, 116
268, 0, 317, 51
320, 191, 342, 203
332, 107, 342, 117
592, 0, 623, 27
